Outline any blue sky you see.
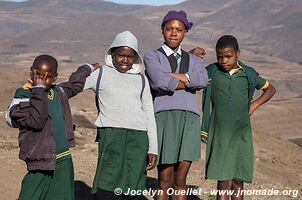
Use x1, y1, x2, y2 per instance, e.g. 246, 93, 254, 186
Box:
0, 0, 186, 6
0, 0, 26, 2
105, 0, 185, 6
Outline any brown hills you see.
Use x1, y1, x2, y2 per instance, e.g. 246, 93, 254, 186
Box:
0, 0, 301, 199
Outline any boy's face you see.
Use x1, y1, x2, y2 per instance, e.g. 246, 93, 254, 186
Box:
112, 47, 136, 73
30, 63, 58, 89
162, 19, 187, 51
216, 47, 240, 72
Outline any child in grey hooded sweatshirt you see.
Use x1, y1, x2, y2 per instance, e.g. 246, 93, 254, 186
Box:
84, 31, 157, 200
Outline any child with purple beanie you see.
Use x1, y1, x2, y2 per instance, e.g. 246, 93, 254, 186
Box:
144, 10, 208, 200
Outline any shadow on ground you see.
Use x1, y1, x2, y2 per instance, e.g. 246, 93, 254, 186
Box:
75, 178, 201, 200
75, 180, 93, 200
146, 177, 201, 200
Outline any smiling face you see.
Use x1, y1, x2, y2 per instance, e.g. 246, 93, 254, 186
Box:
162, 19, 187, 51
112, 46, 137, 73
216, 47, 240, 72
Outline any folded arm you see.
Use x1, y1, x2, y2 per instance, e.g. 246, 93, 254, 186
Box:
144, 52, 179, 93
7, 87, 48, 130
184, 56, 208, 89
169, 73, 188, 90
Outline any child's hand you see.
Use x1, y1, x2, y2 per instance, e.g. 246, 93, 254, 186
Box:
91, 63, 101, 70
146, 154, 157, 170
189, 47, 207, 58
29, 70, 49, 87
169, 73, 189, 84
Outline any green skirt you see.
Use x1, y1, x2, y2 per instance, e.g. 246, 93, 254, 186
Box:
92, 127, 149, 195
18, 155, 74, 200
156, 110, 201, 165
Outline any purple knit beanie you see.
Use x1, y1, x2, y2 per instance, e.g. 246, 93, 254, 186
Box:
161, 10, 193, 30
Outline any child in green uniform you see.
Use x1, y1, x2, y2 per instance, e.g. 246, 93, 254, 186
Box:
6, 55, 99, 200
201, 35, 276, 200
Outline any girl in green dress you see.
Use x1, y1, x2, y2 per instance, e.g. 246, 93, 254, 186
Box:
201, 35, 276, 200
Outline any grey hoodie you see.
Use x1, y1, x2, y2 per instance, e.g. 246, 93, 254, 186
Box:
84, 31, 158, 155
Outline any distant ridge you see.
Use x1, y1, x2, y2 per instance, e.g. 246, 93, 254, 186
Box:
0, 0, 301, 64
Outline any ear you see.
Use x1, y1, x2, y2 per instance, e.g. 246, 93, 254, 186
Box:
237, 49, 240, 57
53, 73, 58, 82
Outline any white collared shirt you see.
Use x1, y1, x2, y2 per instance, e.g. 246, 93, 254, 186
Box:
162, 44, 182, 57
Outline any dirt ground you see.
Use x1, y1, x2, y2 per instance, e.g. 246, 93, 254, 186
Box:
0, 67, 301, 200
0, 121, 301, 200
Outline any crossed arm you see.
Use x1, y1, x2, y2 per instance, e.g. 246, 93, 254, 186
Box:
169, 73, 189, 90
144, 49, 208, 93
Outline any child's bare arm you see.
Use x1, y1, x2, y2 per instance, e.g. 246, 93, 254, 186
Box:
249, 83, 276, 116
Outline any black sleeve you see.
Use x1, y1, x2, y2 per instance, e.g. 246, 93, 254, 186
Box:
58, 65, 92, 99
10, 88, 48, 130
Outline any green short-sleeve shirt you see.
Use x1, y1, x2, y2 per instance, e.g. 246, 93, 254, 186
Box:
255, 74, 268, 90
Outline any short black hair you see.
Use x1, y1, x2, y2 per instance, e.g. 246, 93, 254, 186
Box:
216, 35, 239, 51
31, 54, 58, 73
